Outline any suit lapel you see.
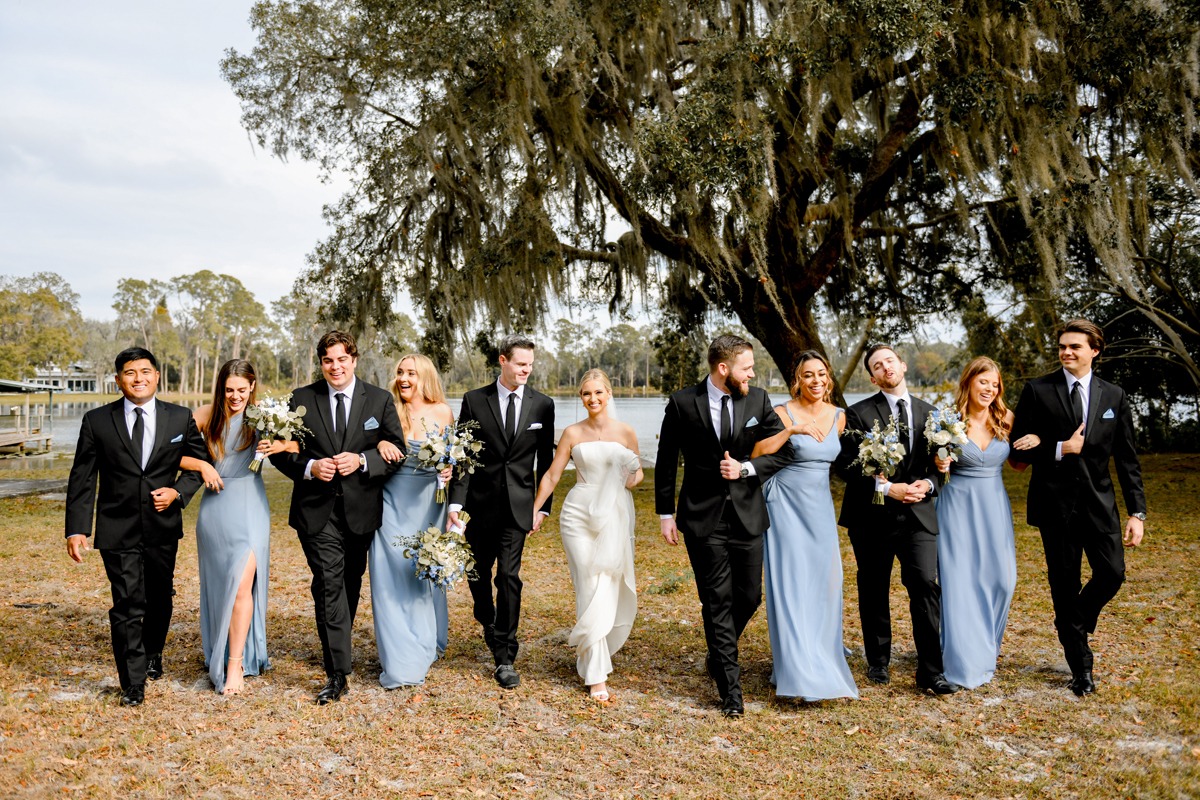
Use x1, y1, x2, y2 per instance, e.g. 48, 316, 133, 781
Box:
1084, 379, 1104, 442
110, 401, 140, 468
1052, 376, 1074, 424
730, 391, 747, 447
485, 384, 507, 450
693, 382, 720, 451
145, 399, 171, 468
342, 381, 368, 449
514, 388, 535, 441
314, 382, 336, 448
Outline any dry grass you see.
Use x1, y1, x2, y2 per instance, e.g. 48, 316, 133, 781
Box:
0, 456, 1197, 798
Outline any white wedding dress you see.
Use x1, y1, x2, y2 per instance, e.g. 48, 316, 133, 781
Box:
558, 441, 640, 684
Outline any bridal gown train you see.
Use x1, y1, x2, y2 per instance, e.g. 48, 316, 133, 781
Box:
557, 441, 640, 685
368, 440, 450, 687
195, 413, 271, 693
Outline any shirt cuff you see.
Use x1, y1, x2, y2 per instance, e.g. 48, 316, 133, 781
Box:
448, 503, 463, 514
537, 511, 549, 518
659, 514, 674, 520
1055, 442, 1064, 461
359, 453, 367, 472
304, 459, 316, 480
741, 461, 756, 477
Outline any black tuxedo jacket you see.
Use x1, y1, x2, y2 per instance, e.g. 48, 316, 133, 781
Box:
449, 383, 556, 528
270, 379, 406, 535
655, 381, 792, 538
65, 398, 207, 550
836, 391, 940, 533
1010, 371, 1146, 532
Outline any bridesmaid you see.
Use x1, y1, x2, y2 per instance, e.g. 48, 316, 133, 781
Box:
532, 369, 642, 702
371, 354, 453, 687
933, 356, 1036, 689
181, 359, 287, 695
753, 351, 858, 701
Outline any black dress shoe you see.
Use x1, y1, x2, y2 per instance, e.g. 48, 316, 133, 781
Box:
146, 654, 164, 681
120, 685, 145, 707
494, 664, 521, 689
1070, 670, 1096, 696
316, 673, 348, 704
866, 665, 890, 685
720, 694, 744, 719
916, 674, 960, 695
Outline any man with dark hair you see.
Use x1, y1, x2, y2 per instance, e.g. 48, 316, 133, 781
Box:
656, 334, 792, 718
65, 347, 208, 706
836, 344, 956, 694
1010, 318, 1146, 696
449, 334, 556, 689
270, 330, 406, 703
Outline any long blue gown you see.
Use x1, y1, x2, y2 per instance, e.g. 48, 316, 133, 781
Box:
195, 414, 271, 693
763, 408, 858, 701
368, 440, 450, 687
937, 437, 1017, 689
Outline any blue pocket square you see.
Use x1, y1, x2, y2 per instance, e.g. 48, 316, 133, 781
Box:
170, 434, 183, 443
363, 417, 379, 431
1102, 408, 1115, 420
745, 416, 759, 428
528, 422, 543, 430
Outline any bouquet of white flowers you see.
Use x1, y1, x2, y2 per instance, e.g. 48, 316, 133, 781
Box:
414, 419, 484, 503
395, 512, 477, 590
923, 405, 970, 483
847, 417, 907, 505
243, 394, 310, 473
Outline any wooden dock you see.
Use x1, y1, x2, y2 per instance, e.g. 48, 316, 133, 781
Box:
0, 427, 53, 454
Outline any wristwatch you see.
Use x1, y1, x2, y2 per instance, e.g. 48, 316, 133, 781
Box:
739, 465, 750, 479
1131, 512, 1146, 521
358, 453, 367, 471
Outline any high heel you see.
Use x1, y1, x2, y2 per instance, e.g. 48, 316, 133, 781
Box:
588, 683, 610, 703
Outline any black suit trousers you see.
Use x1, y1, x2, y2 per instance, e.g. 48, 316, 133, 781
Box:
1039, 516, 1126, 673
848, 517, 943, 679
465, 503, 527, 666
99, 541, 178, 690
683, 502, 764, 701
297, 499, 373, 676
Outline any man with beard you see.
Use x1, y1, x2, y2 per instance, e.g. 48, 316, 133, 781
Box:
656, 335, 793, 718
836, 344, 956, 694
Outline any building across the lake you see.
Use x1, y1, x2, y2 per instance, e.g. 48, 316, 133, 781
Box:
25, 364, 116, 394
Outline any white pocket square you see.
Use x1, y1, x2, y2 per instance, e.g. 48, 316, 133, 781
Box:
745, 416, 759, 428
527, 422, 543, 430
1102, 408, 1115, 420
170, 434, 183, 443
363, 417, 379, 430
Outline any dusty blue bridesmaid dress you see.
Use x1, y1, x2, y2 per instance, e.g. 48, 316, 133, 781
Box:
368, 440, 450, 687
936, 437, 1017, 689
762, 408, 858, 701
195, 413, 271, 693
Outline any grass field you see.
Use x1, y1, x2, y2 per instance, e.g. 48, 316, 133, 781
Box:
0, 456, 1197, 798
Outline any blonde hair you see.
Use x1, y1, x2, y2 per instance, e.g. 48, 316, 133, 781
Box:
578, 368, 612, 395
955, 356, 1010, 442
391, 354, 447, 439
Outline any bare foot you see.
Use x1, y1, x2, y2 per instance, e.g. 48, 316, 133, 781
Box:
588, 682, 609, 702
222, 657, 245, 695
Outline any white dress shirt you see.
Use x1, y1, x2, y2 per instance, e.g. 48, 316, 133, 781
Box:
1056, 369, 1092, 461
123, 397, 156, 471
497, 379, 525, 429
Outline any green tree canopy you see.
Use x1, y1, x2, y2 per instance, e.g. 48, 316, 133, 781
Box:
224, 0, 1199, 377
0, 272, 85, 379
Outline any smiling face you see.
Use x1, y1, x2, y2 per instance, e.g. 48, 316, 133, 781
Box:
498, 347, 534, 391
867, 348, 907, 392
115, 358, 159, 405
967, 369, 1001, 412
1058, 332, 1098, 378
223, 374, 255, 415
717, 349, 755, 399
395, 358, 421, 404
320, 343, 358, 391
579, 379, 610, 417
795, 358, 830, 403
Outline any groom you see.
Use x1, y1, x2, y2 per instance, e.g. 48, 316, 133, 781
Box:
270, 330, 406, 704
835, 344, 956, 694
449, 334, 556, 689
65, 347, 207, 706
656, 334, 792, 718
1010, 318, 1146, 696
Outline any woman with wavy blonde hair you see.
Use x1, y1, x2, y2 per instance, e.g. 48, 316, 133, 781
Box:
368, 353, 455, 687
934, 356, 1032, 689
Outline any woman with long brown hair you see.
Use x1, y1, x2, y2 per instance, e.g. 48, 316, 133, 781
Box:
181, 359, 290, 694
934, 356, 1033, 689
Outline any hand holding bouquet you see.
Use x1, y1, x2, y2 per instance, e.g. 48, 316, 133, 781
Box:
847, 418, 907, 504
395, 512, 476, 590
923, 406, 969, 483
414, 420, 484, 503
244, 394, 311, 473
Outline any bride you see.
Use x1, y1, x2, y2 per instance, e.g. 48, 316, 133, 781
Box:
532, 369, 643, 702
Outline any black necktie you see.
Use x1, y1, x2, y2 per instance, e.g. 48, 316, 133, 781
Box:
720, 395, 732, 450
1071, 381, 1084, 427
131, 406, 145, 470
505, 392, 517, 443
895, 398, 910, 449
334, 392, 347, 450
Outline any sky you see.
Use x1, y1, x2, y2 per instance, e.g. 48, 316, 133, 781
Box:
0, 0, 341, 320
